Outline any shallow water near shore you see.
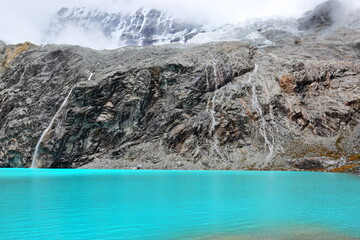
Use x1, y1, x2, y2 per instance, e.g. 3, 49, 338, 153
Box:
0, 169, 360, 240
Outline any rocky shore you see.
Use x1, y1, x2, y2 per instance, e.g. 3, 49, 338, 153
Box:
0, 1, 359, 173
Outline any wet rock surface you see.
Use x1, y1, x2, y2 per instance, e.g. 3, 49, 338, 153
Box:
0, 26, 359, 173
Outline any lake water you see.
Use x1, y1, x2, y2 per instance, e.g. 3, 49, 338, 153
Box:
0, 169, 360, 240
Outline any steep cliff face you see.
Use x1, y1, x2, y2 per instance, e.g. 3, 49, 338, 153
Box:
0, 27, 359, 172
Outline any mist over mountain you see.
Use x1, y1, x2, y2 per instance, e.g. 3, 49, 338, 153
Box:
44, 7, 203, 48
40, 1, 360, 49
1, 0, 359, 49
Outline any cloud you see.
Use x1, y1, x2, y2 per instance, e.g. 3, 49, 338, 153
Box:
0, 0, 359, 48
45, 24, 120, 49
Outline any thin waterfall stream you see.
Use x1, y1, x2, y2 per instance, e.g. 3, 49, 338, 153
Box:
30, 73, 93, 168
206, 52, 227, 161
247, 64, 274, 167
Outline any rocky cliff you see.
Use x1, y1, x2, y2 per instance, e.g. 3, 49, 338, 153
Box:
1, 25, 359, 173
1, 0, 360, 173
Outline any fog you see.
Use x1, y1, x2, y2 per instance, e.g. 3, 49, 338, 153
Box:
0, 0, 359, 48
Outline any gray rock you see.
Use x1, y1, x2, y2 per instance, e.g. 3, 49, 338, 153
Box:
262, 30, 301, 46
132, 164, 143, 170
176, 161, 184, 167
0, 40, 5, 52
298, 0, 344, 31
0, 26, 360, 174
343, 124, 360, 155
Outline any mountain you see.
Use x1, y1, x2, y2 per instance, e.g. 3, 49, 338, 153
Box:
45, 7, 204, 47
1, 27, 360, 173
43, 1, 360, 49
347, 9, 360, 29
297, 0, 343, 31
188, 18, 299, 45
0, 1, 359, 173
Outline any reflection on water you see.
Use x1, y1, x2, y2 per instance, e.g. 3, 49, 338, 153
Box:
0, 169, 360, 240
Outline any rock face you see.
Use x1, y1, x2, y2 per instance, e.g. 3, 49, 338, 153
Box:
0, 24, 359, 173
46, 7, 203, 46
298, 0, 343, 31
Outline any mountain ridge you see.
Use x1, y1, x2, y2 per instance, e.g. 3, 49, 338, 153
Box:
40, 1, 360, 49
45, 7, 204, 47
0, 1, 359, 173
1, 26, 359, 173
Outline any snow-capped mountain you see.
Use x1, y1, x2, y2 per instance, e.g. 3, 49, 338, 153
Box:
43, 3, 360, 49
188, 18, 299, 45
346, 9, 360, 29
45, 7, 204, 47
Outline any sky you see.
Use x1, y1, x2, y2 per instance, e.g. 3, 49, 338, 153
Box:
0, 0, 359, 47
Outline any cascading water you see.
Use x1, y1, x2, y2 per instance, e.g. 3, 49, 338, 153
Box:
206, 92, 227, 162
206, 52, 219, 136
247, 64, 274, 167
205, 52, 227, 161
206, 94, 217, 136
88, 72, 93, 81
30, 88, 74, 168
31, 73, 93, 168
15, 69, 27, 86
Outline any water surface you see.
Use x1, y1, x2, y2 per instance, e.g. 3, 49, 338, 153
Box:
0, 169, 360, 239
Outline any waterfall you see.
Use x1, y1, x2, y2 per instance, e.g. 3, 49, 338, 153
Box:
205, 64, 210, 90
247, 64, 274, 167
207, 93, 217, 135
31, 73, 93, 168
163, 78, 168, 89
206, 92, 227, 161
30, 88, 73, 168
205, 53, 227, 161
208, 52, 221, 89
15, 69, 27, 86
88, 72, 93, 81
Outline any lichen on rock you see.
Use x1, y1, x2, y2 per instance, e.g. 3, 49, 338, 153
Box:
2, 41, 33, 69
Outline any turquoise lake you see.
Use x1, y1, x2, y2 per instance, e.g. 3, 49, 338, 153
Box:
0, 169, 360, 240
